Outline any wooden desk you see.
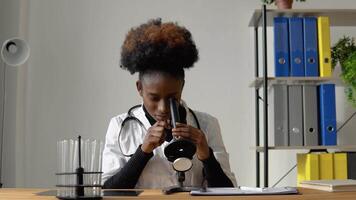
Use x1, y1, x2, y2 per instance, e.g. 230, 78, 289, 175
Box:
1, 188, 356, 199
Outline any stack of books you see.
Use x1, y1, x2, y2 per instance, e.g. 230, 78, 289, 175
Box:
300, 179, 356, 192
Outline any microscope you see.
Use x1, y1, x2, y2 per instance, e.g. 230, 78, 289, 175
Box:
163, 98, 199, 194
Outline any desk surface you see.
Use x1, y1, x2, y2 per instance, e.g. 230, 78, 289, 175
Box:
1, 188, 356, 200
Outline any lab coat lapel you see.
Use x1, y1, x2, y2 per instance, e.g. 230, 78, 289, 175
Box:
180, 100, 198, 129
132, 105, 152, 132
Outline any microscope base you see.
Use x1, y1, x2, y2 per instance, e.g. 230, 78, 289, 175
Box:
162, 186, 200, 195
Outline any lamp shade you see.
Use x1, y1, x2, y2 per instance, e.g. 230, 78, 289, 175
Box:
1, 37, 30, 66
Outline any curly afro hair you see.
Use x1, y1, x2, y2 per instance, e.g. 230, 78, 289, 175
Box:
120, 18, 199, 79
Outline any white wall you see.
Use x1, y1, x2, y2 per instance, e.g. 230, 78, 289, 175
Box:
1, 0, 356, 188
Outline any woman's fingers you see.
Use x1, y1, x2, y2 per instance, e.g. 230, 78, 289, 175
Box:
172, 123, 210, 160
172, 129, 191, 139
142, 120, 168, 153
172, 124, 198, 142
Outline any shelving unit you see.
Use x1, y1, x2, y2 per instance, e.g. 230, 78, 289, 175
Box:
251, 145, 356, 152
249, 77, 342, 89
249, 6, 356, 188
249, 9, 356, 27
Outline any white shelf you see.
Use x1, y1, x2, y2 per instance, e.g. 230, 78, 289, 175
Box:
252, 145, 356, 152
249, 9, 356, 27
249, 77, 343, 88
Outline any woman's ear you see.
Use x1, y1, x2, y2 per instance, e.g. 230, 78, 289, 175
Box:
136, 80, 143, 97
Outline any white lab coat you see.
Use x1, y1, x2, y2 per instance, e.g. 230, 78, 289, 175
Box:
102, 101, 237, 188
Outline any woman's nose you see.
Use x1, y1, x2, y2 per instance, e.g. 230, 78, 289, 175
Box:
158, 99, 169, 113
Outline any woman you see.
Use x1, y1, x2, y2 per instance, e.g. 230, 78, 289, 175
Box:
102, 18, 236, 189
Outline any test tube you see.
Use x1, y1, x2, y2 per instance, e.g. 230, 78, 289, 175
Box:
84, 139, 91, 196
95, 141, 104, 197
89, 140, 97, 196
68, 139, 74, 197
62, 140, 68, 197
56, 141, 62, 197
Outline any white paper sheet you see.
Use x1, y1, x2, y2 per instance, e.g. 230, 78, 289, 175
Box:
190, 187, 298, 196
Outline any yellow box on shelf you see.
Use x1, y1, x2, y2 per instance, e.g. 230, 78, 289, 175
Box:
297, 153, 319, 185
334, 153, 348, 179
319, 153, 334, 180
317, 16, 332, 77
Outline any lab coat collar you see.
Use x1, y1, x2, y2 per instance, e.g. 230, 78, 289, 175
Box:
131, 105, 152, 132
182, 100, 199, 129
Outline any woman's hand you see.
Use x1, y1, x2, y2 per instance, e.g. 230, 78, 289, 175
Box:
172, 122, 210, 160
141, 121, 169, 153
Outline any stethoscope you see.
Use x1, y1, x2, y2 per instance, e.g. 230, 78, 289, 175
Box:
117, 104, 201, 158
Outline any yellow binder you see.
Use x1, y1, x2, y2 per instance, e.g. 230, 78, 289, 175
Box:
317, 17, 332, 77
319, 153, 333, 180
297, 153, 319, 185
334, 153, 348, 179
297, 154, 306, 185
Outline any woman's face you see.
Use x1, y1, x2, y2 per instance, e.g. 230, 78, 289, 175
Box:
136, 73, 184, 122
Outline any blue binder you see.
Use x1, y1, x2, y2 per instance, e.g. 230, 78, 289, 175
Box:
318, 84, 337, 145
274, 17, 290, 77
303, 17, 319, 77
289, 17, 305, 76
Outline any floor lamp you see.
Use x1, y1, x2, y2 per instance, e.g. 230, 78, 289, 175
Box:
0, 38, 30, 187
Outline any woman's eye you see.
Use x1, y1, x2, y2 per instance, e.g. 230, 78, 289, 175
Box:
150, 97, 160, 101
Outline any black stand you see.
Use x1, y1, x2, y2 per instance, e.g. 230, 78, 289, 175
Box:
56, 136, 102, 200
162, 171, 200, 194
